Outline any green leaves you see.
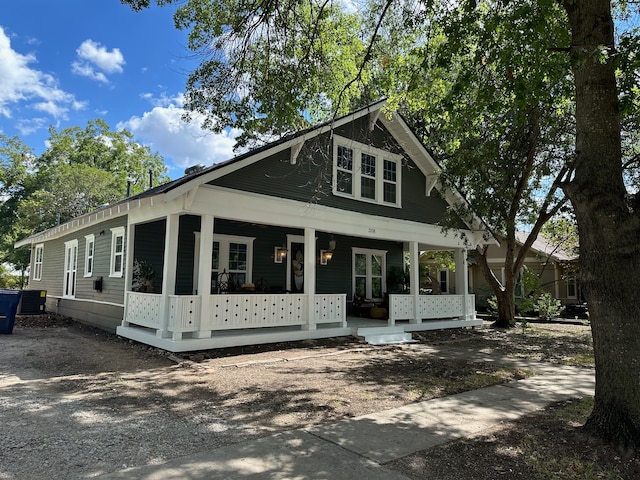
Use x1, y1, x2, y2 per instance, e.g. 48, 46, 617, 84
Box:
1, 120, 168, 269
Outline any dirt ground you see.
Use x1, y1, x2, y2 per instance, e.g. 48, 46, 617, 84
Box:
1, 315, 637, 479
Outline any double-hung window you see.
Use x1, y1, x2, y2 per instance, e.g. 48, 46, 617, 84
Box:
33, 244, 44, 281
110, 227, 125, 278
333, 135, 402, 207
84, 234, 95, 277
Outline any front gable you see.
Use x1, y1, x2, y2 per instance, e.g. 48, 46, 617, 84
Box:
206, 108, 467, 229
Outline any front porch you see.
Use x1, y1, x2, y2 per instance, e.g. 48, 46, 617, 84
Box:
117, 292, 481, 352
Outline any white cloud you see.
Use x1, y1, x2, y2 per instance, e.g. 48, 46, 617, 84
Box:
72, 39, 125, 82
15, 117, 48, 136
117, 96, 241, 173
71, 61, 108, 83
0, 26, 79, 120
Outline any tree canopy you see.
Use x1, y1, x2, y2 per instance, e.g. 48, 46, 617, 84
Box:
0, 120, 168, 273
122, 0, 640, 451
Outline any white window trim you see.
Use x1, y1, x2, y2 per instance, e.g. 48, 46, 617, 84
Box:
84, 234, 95, 278
193, 233, 255, 293
332, 135, 402, 207
213, 234, 255, 283
33, 244, 44, 281
109, 227, 126, 278
63, 239, 78, 298
352, 247, 388, 301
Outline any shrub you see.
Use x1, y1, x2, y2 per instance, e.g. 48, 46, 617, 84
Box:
537, 292, 562, 321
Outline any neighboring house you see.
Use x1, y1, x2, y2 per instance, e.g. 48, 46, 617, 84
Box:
420, 231, 580, 311
15, 100, 495, 352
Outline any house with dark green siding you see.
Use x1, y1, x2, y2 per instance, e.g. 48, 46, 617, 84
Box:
15, 100, 495, 352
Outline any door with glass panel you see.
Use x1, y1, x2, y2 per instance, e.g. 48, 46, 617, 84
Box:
353, 248, 386, 301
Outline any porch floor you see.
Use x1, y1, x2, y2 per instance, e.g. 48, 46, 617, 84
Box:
116, 315, 483, 353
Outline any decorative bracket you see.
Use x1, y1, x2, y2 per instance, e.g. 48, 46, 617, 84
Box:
425, 173, 439, 196
290, 140, 304, 165
369, 109, 382, 131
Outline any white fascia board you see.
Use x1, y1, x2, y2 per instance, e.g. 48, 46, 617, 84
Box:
379, 113, 438, 178
163, 101, 389, 204
127, 195, 187, 224
190, 185, 486, 249
13, 201, 136, 248
380, 113, 496, 243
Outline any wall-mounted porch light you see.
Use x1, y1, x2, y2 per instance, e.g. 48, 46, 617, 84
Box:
320, 235, 336, 265
320, 249, 333, 265
274, 245, 288, 263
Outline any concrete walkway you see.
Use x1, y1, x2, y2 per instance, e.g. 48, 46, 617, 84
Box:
98, 362, 595, 479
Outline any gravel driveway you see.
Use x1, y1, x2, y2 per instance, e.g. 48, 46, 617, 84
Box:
0, 315, 591, 479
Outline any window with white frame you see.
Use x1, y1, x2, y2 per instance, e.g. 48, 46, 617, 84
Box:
333, 135, 402, 207
63, 240, 78, 297
566, 273, 577, 299
210, 234, 254, 293
33, 244, 44, 281
109, 227, 125, 278
353, 248, 387, 300
84, 234, 95, 277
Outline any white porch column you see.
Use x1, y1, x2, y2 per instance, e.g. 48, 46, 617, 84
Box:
454, 248, 471, 320
303, 227, 316, 330
194, 214, 214, 338
121, 222, 136, 327
409, 241, 421, 324
158, 214, 179, 338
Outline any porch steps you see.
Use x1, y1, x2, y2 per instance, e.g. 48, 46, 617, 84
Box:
356, 326, 416, 345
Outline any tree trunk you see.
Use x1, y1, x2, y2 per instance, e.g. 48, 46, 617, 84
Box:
562, 0, 640, 452
494, 287, 516, 328
474, 247, 517, 328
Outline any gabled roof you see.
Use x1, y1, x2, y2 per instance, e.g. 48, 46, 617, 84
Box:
515, 231, 578, 262
15, 100, 495, 248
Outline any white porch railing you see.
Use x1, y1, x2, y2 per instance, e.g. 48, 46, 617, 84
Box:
124, 292, 163, 329
389, 294, 475, 324
124, 292, 347, 337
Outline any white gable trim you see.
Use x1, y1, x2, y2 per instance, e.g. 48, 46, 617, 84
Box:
163, 99, 388, 203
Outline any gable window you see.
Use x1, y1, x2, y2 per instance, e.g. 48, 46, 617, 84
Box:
353, 248, 387, 301
109, 227, 125, 278
84, 234, 95, 277
33, 244, 44, 281
333, 135, 402, 207
63, 240, 78, 297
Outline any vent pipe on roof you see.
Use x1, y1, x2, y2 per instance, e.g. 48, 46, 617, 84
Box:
149, 169, 153, 189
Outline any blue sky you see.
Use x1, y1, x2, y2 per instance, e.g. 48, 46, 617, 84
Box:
0, 0, 239, 179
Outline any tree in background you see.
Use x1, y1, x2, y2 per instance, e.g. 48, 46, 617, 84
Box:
0, 121, 168, 272
123, 0, 640, 451
386, 2, 575, 327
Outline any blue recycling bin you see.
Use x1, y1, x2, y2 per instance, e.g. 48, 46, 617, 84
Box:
0, 289, 23, 334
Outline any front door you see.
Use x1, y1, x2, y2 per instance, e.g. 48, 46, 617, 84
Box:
63, 240, 78, 297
